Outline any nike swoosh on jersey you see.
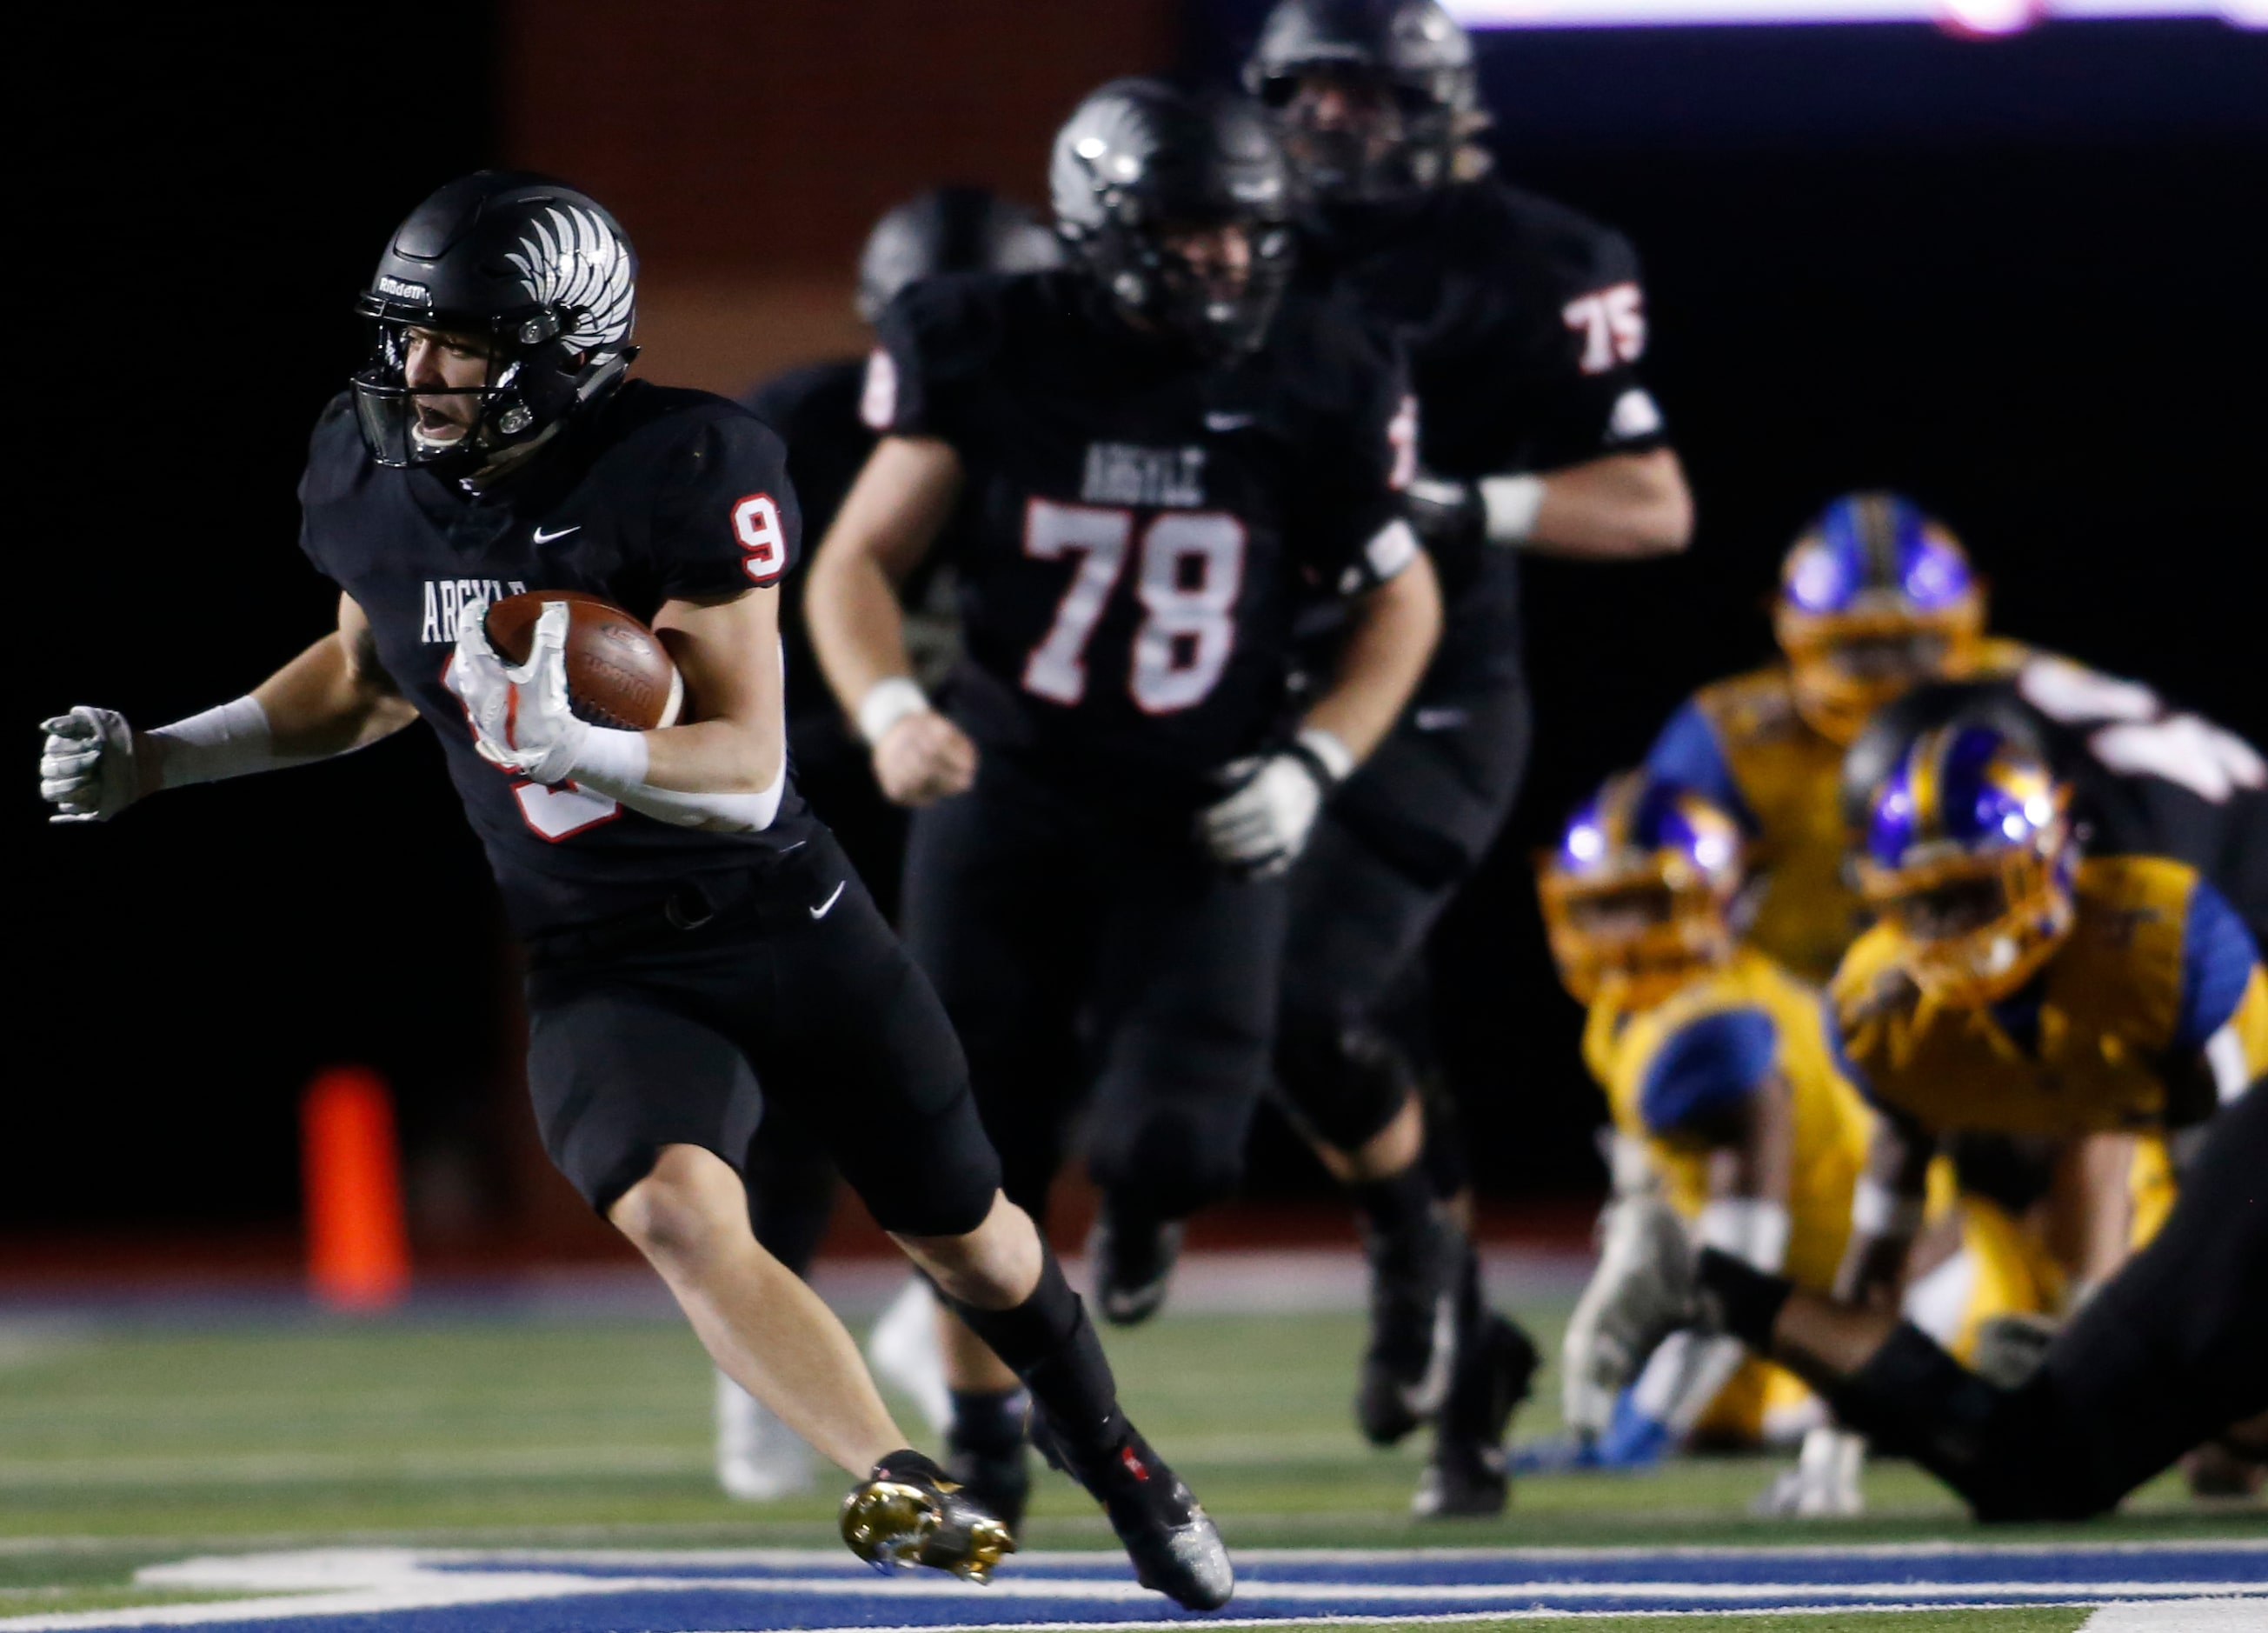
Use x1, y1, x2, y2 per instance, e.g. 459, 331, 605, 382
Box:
1203, 412, 1255, 432
1413, 707, 1471, 731
532, 523, 582, 543
809, 880, 847, 920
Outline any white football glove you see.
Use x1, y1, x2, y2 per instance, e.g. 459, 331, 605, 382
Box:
39, 706, 141, 823
1198, 730, 1350, 878
1560, 1191, 1696, 1437
449, 600, 588, 785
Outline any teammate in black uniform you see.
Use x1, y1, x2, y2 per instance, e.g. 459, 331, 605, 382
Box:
805, 81, 1442, 1530
1581, 1076, 2268, 1522
720, 187, 1059, 1501
1238, 0, 1695, 1516
35, 171, 1231, 1610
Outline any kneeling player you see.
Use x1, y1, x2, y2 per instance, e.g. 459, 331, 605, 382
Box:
36, 171, 1229, 1610
1535, 773, 2054, 1512
806, 82, 1440, 1530
1831, 724, 2268, 1323
1578, 1075, 2268, 1522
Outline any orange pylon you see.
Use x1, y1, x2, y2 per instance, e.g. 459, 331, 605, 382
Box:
302, 1066, 410, 1310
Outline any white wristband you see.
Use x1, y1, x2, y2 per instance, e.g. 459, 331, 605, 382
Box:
1294, 725, 1355, 784
856, 677, 932, 746
150, 696, 302, 787
1851, 1176, 1925, 1238
1478, 473, 1547, 545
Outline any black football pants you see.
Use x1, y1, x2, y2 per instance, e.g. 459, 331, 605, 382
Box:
1828, 1078, 2268, 1520
1275, 685, 1531, 1162
901, 752, 1288, 1226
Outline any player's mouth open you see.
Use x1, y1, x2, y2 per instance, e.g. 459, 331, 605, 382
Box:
415, 403, 470, 442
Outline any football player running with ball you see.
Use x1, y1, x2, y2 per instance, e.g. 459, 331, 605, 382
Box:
35, 171, 1232, 1610
1237, 0, 1693, 1516
806, 81, 1441, 1533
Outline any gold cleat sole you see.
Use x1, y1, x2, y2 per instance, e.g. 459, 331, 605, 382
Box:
839, 1478, 1015, 1584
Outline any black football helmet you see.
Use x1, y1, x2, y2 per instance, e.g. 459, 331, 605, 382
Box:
352, 170, 639, 472
1049, 78, 1294, 357
1243, 0, 1481, 202
855, 186, 1061, 323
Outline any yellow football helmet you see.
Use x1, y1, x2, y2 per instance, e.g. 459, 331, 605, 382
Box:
1773, 492, 1987, 745
1854, 723, 2077, 1007
1539, 771, 1746, 1009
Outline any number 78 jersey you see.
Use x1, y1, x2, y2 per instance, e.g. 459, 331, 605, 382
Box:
863, 270, 1419, 796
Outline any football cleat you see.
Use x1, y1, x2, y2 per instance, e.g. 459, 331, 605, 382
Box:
1560, 1192, 1698, 1435
1752, 1425, 1866, 1517
1040, 1416, 1234, 1610
1355, 1209, 1466, 1445
839, 1450, 1016, 1584
1413, 1313, 1537, 1519
1088, 1212, 1184, 1327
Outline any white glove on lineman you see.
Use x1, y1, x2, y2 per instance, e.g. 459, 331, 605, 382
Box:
1198, 729, 1352, 878
39, 706, 140, 823
1560, 1191, 1696, 1436
449, 600, 589, 786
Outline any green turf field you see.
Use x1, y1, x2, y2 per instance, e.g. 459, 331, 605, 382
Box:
0, 1300, 2254, 1626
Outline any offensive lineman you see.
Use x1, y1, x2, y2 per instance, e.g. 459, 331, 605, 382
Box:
1235, 0, 1694, 1516
35, 171, 1232, 1610
805, 82, 1441, 1532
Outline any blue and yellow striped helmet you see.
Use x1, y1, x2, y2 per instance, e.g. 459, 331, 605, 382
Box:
1537, 770, 1745, 1007
1773, 491, 1987, 744
1856, 723, 2076, 1006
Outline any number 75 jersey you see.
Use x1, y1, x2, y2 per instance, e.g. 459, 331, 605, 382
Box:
861, 270, 1420, 797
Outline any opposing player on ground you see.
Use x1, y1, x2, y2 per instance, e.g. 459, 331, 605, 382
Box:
1827, 723, 2267, 1321
35, 171, 1231, 1610
1577, 1073, 2268, 1522
721, 186, 1058, 1503
1533, 772, 2060, 1514
1238, 0, 1694, 1516
805, 81, 1441, 1534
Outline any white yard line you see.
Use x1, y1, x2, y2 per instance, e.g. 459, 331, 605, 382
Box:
2081, 1603, 2268, 1631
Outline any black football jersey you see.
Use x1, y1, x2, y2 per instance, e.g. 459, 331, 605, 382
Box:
1301, 179, 1671, 697
1850, 661, 2268, 945
863, 270, 1415, 801
296, 380, 815, 936
743, 357, 875, 728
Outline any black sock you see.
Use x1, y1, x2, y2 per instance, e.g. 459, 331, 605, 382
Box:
1353, 1163, 1437, 1242
944, 1246, 1125, 1458
1697, 1247, 1793, 1350
948, 1387, 1028, 1456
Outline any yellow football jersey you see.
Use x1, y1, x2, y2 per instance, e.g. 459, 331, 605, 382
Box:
1584, 947, 1872, 1295
1646, 639, 2034, 983
1830, 855, 2268, 1138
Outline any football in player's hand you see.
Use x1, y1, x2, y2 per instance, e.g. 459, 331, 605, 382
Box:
484, 590, 684, 732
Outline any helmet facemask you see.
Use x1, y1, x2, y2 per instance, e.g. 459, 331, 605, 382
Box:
351, 306, 628, 475
1257, 63, 1464, 203
1776, 591, 1987, 745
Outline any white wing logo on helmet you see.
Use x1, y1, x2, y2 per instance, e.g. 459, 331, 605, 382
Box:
504, 204, 635, 349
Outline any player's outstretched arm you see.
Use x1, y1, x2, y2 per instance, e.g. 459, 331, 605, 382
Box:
1520, 446, 1693, 561
38, 592, 416, 824
1834, 1116, 1935, 1312
806, 435, 975, 808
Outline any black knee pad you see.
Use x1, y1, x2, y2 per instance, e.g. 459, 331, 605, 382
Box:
1830, 1323, 2098, 1522
1274, 1004, 1414, 1153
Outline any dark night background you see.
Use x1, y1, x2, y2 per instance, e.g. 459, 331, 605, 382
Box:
12, 6, 2265, 1254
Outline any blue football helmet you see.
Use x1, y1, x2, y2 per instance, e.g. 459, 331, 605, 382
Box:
1538, 771, 1746, 1007
1773, 492, 1987, 744
1858, 723, 2076, 1006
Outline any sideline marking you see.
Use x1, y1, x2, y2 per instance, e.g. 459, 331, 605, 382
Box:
0, 1541, 2256, 1632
